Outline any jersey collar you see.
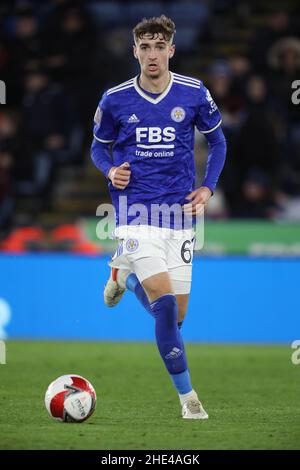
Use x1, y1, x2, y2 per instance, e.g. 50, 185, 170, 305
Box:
134, 72, 174, 104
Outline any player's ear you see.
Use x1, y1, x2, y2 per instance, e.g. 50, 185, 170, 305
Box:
169, 44, 175, 59
133, 45, 138, 59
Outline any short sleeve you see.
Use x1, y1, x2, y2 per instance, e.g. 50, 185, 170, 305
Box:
93, 92, 118, 143
195, 84, 222, 134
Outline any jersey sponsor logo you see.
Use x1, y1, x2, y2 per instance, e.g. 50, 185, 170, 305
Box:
206, 89, 218, 115
94, 106, 102, 125
136, 127, 175, 149
126, 238, 139, 252
127, 114, 140, 123
171, 107, 186, 122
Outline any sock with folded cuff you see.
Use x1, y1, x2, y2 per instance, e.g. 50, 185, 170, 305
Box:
126, 273, 153, 315
150, 294, 188, 375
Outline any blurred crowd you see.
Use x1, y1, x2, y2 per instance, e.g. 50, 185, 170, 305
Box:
1, 0, 300, 233
204, 8, 300, 220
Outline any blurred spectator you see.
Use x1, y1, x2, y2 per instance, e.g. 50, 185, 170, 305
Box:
250, 10, 298, 74
100, 28, 135, 88
268, 37, 300, 187
206, 60, 246, 211
0, 150, 13, 228
0, 35, 13, 90
7, 7, 44, 105
229, 75, 281, 216
0, 109, 36, 198
0, 110, 22, 228
232, 170, 276, 219
207, 60, 245, 132
43, 1, 99, 128
228, 54, 251, 98
20, 67, 78, 195
237, 76, 280, 178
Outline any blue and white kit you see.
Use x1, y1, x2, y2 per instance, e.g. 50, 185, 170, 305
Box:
91, 72, 226, 291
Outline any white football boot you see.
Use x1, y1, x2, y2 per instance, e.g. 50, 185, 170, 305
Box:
182, 399, 209, 420
103, 268, 129, 307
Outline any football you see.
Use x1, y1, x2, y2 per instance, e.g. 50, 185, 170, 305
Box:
45, 374, 97, 423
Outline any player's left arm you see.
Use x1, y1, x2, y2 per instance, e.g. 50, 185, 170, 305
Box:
183, 126, 226, 214
183, 85, 227, 215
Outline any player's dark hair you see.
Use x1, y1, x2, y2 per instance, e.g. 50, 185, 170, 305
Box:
133, 15, 176, 43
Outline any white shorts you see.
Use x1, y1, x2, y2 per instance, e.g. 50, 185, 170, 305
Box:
109, 225, 195, 294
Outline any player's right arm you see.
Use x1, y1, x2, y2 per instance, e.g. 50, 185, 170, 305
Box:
91, 92, 131, 189
107, 162, 131, 189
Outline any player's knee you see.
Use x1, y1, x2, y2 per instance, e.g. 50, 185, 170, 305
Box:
150, 294, 178, 326
142, 274, 174, 302
146, 285, 173, 301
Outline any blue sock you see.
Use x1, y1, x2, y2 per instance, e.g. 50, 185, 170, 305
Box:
170, 369, 192, 394
150, 294, 188, 375
127, 278, 192, 394
126, 273, 153, 315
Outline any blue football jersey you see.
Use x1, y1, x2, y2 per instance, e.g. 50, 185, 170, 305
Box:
93, 72, 222, 228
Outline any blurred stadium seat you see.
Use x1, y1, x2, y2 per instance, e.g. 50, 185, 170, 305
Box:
166, 1, 209, 26
88, 1, 123, 28
125, 2, 164, 24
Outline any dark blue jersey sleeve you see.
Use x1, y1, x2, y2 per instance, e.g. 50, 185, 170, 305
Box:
91, 139, 114, 178
201, 126, 227, 193
195, 84, 222, 134
93, 92, 118, 143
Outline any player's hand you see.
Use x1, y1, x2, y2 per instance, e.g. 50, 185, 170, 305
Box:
108, 162, 131, 189
182, 186, 212, 216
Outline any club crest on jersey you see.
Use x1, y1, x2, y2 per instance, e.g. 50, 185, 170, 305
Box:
94, 106, 102, 125
126, 238, 139, 252
171, 107, 186, 123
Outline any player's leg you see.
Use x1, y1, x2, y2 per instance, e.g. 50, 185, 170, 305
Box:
175, 293, 189, 329
104, 259, 207, 418
168, 279, 208, 419
165, 236, 209, 419
104, 235, 191, 325
139, 268, 207, 420
104, 229, 208, 418
122, 256, 188, 380
141, 271, 173, 301
125, 270, 186, 329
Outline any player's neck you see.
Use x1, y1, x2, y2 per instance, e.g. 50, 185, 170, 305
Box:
139, 70, 171, 94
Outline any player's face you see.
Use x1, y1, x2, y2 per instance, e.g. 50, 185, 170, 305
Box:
133, 33, 175, 79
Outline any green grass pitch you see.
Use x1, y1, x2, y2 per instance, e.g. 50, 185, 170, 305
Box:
0, 341, 299, 450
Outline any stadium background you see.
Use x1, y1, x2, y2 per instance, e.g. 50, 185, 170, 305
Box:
0, 0, 300, 450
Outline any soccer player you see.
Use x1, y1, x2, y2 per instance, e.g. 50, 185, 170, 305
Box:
91, 15, 226, 419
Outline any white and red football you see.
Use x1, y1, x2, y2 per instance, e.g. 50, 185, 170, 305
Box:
45, 374, 97, 423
